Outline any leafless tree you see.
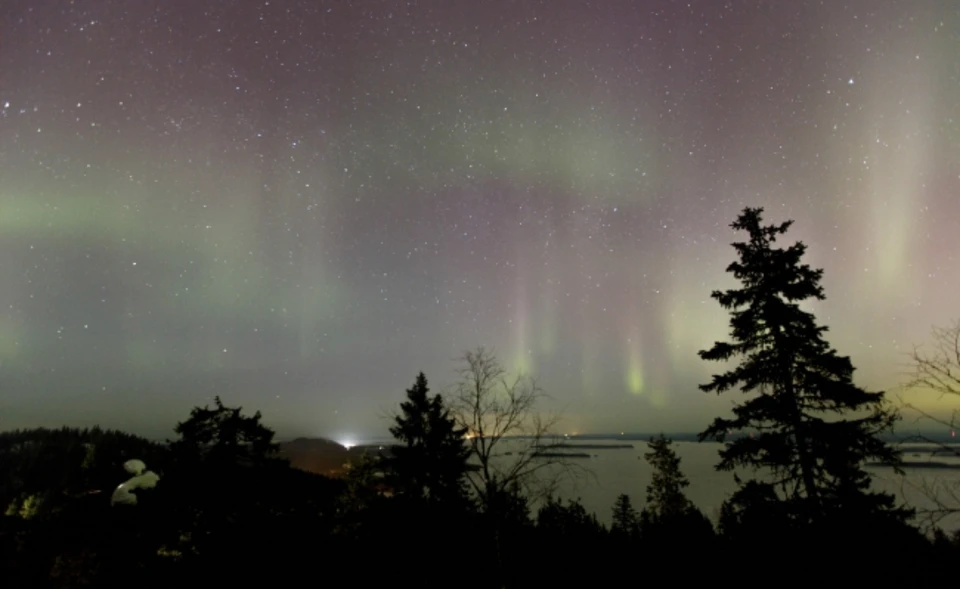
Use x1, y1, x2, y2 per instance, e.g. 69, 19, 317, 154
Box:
448, 347, 590, 511
897, 319, 960, 531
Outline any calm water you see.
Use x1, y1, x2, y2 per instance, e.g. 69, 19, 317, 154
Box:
488, 440, 960, 532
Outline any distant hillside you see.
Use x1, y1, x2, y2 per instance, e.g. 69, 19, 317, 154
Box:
278, 437, 379, 477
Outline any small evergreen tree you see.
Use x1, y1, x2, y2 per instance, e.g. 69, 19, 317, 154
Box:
698, 207, 910, 527
610, 494, 639, 539
641, 435, 693, 520
170, 396, 281, 468
536, 497, 605, 543
639, 434, 713, 546
386, 372, 471, 505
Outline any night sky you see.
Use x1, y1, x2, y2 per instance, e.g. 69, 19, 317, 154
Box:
1, 1, 958, 440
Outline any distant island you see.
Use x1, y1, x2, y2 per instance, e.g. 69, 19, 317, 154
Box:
866, 461, 960, 470
531, 451, 592, 458
894, 446, 960, 457
560, 431, 960, 444
553, 443, 633, 449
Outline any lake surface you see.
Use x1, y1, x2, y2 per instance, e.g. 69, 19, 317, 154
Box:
488, 440, 960, 532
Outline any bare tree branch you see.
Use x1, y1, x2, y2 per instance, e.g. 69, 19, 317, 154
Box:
895, 319, 960, 532
447, 347, 592, 509
904, 320, 960, 400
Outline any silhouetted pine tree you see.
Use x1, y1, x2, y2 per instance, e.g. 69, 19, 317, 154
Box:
638, 435, 713, 542
386, 372, 471, 505
641, 435, 694, 521
698, 207, 910, 528
170, 396, 281, 468
163, 397, 306, 586
536, 496, 604, 538
610, 494, 639, 539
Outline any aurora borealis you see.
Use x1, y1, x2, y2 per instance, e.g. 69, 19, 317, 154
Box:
1, 1, 958, 439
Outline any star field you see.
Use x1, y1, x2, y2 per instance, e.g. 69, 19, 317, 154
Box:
1, 0, 958, 439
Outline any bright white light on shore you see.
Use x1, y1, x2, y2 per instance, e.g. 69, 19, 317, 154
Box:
339, 439, 356, 449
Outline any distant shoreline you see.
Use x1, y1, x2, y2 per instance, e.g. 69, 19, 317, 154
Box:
273, 433, 960, 448
532, 452, 592, 458
896, 446, 960, 456
866, 461, 960, 470
554, 443, 633, 449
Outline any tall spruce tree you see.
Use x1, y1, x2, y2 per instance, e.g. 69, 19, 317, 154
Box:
698, 207, 909, 526
641, 435, 694, 521
387, 372, 471, 505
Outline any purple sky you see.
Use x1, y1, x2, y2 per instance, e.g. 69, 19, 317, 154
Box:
1, 1, 957, 439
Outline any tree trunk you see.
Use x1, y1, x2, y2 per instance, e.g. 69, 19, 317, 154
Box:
784, 361, 819, 517
776, 325, 819, 516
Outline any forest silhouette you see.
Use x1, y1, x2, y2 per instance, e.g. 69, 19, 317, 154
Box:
2, 208, 958, 588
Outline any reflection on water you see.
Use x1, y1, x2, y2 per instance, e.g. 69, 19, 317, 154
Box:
487, 441, 960, 531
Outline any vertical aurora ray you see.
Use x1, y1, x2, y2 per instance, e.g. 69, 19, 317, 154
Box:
861, 46, 938, 295
625, 336, 644, 395
537, 231, 560, 359
536, 287, 558, 358
297, 273, 320, 359
0, 316, 22, 361
622, 263, 667, 408
510, 248, 534, 375
624, 265, 644, 396
296, 211, 330, 359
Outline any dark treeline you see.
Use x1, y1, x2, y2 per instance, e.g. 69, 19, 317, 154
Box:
2, 208, 958, 587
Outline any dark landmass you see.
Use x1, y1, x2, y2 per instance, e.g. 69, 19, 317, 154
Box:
531, 452, 592, 458
563, 431, 960, 444
278, 437, 367, 477
556, 433, 705, 442
893, 445, 960, 456
355, 443, 392, 453
554, 443, 633, 449
866, 461, 960, 470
